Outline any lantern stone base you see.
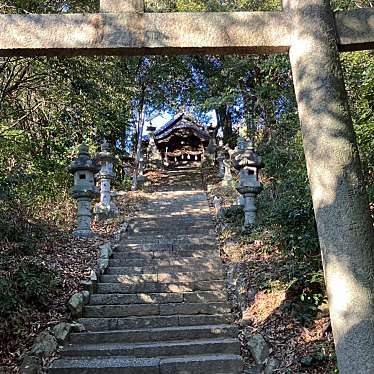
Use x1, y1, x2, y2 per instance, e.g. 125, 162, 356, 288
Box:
94, 202, 119, 219
73, 229, 96, 238
237, 184, 263, 230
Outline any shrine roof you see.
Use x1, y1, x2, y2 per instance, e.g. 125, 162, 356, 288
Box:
143, 113, 210, 142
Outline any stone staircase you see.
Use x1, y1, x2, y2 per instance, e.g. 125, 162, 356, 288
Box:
49, 166, 243, 373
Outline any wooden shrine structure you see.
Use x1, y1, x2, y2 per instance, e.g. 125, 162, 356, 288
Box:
143, 113, 210, 165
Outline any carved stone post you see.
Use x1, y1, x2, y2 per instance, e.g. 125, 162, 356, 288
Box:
68, 144, 99, 238
233, 141, 263, 228
94, 140, 118, 217
164, 147, 169, 166
138, 154, 145, 182
217, 141, 225, 178
206, 137, 217, 165
222, 159, 233, 187
285, 1, 374, 372
217, 154, 225, 178
147, 126, 162, 169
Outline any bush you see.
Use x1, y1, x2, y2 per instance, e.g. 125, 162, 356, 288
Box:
14, 262, 59, 309
0, 261, 59, 318
0, 277, 21, 318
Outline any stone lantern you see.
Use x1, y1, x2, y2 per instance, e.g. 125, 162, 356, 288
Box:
222, 146, 233, 187
233, 140, 264, 229
94, 139, 118, 217
206, 137, 217, 165
216, 140, 225, 178
67, 144, 99, 237
147, 125, 162, 168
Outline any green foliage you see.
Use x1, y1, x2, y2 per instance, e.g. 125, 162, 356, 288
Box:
14, 263, 59, 308
0, 261, 59, 317
117, 176, 133, 191
222, 205, 244, 227
341, 51, 374, 199
285, 270, 327, 320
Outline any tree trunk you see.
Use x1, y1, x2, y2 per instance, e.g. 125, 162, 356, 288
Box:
216, 106, 232, 143
285, 1, 374, 372
131, 98, 145, 191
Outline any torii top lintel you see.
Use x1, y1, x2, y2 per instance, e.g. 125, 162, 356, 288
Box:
0, 0, 373, 57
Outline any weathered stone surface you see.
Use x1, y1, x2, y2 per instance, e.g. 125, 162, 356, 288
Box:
31, 331, 57, 357
227, 263, 250, 314
335, 8, 374, 51
246, 333, 269, 366
70, 322, 86, 333
0, 12, 291, 57
80, 279, 93, 292
81, 290, 90, 304
49, 357, 160, 374
100, 0, 144, 13
160, 354, 243, 374
62, 338, 240, 358
49, 166, 242, 372
20, 356, 42, 374
67, 292, 84, 318
98, 258, 109, 273
99, 242, 112, 259
69, 325, 237, 345
286, 1, 374, 372
264, 358, 280, 374
53, 322, 72, 344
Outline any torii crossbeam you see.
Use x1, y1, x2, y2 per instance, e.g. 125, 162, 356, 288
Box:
0, 4, 373, 56
1, 1, 373, 373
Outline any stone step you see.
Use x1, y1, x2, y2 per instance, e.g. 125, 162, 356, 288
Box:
141, 204, 209, 210
127, 230, 216, 238
62, 338, 240, 358
114, 243, 217, 252
136, 211, 211, 218
136, 213, 212, 220
109, 250, 219, 263
106, 262, 223, 275
90, 290, 228, 305
128, 222, 214, 232
97, 280, 226, 294
49, 354, 243, 374
119, 238, 216, 246
84, 302, 231, 318
132, 216, 213, 225
70, 324, 237, 344
100, 270, 225, 284
79, 314, 234, 331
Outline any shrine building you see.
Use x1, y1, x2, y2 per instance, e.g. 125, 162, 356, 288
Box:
143, 112, 211, 165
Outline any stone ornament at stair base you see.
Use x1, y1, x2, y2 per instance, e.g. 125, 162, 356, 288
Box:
147, 127, 162, 169
206, 137, 217, 166
68, 144, 100, 238
233, 140, 264, 229
94, 140, 119, 218
164, 147, 170, 167
216, 140, 225, 179
222, 159, 234, 187
138, 154, 146, 183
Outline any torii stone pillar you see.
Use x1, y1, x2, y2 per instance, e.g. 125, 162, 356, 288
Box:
285, 1, 374, 372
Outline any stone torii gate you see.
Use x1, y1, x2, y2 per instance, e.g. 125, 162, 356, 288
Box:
1, 1, 374, 372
